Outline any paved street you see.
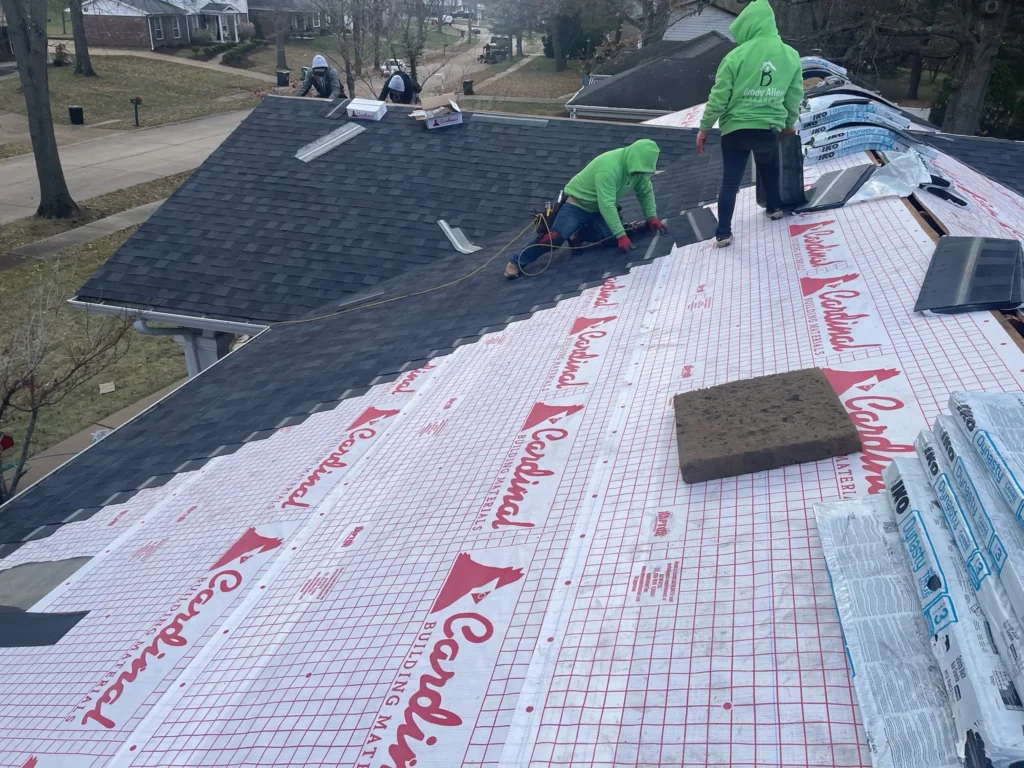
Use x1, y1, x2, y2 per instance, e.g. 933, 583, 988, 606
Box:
0, 109, 249, 223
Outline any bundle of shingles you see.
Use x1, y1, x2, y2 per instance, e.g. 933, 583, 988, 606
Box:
882, 392, 1024, 767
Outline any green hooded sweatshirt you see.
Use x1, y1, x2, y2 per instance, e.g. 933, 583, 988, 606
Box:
699, 0, 802, 135
562, 139, 660, 238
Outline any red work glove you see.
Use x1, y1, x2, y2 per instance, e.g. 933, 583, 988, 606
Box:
696, 130, 708, 154
647, 217, 668, 234
617, 235, 634, 253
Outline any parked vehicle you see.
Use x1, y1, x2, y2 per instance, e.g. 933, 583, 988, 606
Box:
380, 58, 406, 75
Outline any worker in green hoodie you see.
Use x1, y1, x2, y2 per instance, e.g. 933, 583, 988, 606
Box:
505, 139, 668, 279
696, 0, 802, 248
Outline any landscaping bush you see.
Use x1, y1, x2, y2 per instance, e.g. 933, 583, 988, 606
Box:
238, 22, 255, 41
221, 40, 265, 67
191, 28, 213, 45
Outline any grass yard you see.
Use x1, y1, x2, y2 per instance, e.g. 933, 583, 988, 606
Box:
0, 171, 193, 251
0, 56, 263, 127
875, 68, 949, 107
0, 143, 32, 160
244, 40, 339, 76
471, 99, 567, 118
425, 27, 463, 49
474, 57, 585, 98
0, 227, 186, 460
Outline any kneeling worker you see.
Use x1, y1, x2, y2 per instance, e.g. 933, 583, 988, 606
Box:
296, 55, 345, 99
505, 139, 668, 279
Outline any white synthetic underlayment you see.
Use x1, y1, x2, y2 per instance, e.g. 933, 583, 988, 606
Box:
4, 153, 1024, 768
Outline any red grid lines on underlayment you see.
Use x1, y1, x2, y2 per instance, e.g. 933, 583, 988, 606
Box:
6, 149, 1024, 768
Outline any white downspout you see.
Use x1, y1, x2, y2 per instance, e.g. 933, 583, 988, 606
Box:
147, 14, 154, 50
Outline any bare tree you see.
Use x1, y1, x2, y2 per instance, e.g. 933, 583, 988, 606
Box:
68, 0, 95, 76
0, 264, 135, 504
1, 0, 79, 218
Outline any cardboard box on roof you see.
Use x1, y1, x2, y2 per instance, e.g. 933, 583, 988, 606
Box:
347, 98, 387, 121
412, 93, 463, 129
884, 457, 1024, 767
917, 426, 1024, 698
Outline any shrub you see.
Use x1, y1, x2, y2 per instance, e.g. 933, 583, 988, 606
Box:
238, 22, 255, 41
191, 27, 213, 45
221, 40, 263, 67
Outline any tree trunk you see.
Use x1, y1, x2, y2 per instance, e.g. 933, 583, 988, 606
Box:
941, 1, 1014, 135
275, 10, 288, 70
515, 30, 523, 57
551, 16, 565, 72
352, 7, 362, 75
2, 0, 79, 219
68, 0, 95, 75
906, 52, 922, 101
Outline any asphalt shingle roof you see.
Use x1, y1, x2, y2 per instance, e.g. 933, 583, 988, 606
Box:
917, 132, 1024, 197
591, 32, 726, 76
2, 113, 730, 551
570, 34, 734, 113
76, 98, 715, 325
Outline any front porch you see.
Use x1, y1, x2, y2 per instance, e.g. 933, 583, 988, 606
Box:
189, 3, 243, 43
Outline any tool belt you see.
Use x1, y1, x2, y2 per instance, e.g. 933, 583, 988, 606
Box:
534, 191, 565, 235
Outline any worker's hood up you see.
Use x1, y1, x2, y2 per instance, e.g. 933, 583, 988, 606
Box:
624, 139, 660, 174
729, 0, 780, 45
312, 54, 328, 69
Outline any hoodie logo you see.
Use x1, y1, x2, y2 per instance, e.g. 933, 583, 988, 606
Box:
761, 60, 776, 87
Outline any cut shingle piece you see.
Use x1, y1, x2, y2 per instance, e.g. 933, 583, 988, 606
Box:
673, 368, 862, 483
914, 236, 1024, 313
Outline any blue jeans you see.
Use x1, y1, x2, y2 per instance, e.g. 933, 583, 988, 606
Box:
513, 203, 614, 269
716, 129, 782, 239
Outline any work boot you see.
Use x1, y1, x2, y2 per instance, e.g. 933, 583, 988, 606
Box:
504, 262, 520, 279
716, 235, 733, 248
766, 209, 785, 220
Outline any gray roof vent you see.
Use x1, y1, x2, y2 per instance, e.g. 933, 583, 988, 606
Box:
295, 123, 366, 162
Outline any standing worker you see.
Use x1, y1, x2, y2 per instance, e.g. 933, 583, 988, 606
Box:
696, 0, 802, 248
505, 139, 668, 279
296, 55, 345, 99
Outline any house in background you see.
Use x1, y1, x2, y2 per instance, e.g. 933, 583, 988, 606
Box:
248, 0, 326, 39
662, 0, 738, 42
81, 0, 249, 50
0, 5, 15, 61
567, 31, 734, 122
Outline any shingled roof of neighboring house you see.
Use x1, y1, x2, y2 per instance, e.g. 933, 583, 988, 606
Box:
89, 0, 185, 15
74, 98, 721, 325
567, 32, 734, 121
916, 132, 1024, 197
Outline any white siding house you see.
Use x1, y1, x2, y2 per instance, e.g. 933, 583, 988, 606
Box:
663, 1, 736, 43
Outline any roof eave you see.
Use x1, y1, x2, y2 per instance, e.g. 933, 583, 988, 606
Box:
566, 104, 671, 122
68, 298, 269, 335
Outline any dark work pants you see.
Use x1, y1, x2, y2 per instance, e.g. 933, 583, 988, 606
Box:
716, 129, 782, 239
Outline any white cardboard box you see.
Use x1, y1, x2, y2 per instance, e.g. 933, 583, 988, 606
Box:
346, 98, 387, 121
425, 110, 463, 130
949, 391, 1024, 522
884, 457, 1024, 767
918, 426, 1024, 697
935, 414, 1024, 631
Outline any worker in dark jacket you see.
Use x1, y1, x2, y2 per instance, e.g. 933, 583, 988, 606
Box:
296, 55, 345, 99
378, 70, 420, 104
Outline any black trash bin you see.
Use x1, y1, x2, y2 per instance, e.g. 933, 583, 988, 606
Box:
276, 70, 290, 87
68, 105, 84, 125
462, 79, 474, 96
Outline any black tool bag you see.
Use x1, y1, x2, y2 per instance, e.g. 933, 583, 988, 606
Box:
535, 191, 566, 235
756, 132, 807, 209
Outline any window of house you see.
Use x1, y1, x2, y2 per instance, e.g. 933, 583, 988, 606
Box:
313, 12, 320, 27
172, 16, 181, 38
153, 16, 163, 40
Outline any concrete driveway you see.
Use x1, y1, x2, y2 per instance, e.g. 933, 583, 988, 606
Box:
0, 109, 249, 224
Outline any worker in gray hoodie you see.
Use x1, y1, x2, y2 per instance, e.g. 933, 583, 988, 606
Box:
296, 54, 345, 99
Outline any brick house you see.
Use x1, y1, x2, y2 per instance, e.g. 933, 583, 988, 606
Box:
248, 0, 328, 40
82, 0, 249, 50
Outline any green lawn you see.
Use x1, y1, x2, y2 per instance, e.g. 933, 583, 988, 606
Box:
0, 227, 186, 459
0, 55, 264, 127
425, 27, 463, 49
0, 171, 193, 251
475, 57, 585, 98
245, 41, 337, 76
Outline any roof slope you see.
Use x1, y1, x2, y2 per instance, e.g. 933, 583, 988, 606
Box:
75, 99, 709, 325
917, 132, 1024, 197
1, 134, 727, 550
569, 33, 734, 113
591, 32, 727, 76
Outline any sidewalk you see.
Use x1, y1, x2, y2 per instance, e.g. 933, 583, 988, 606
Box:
2, 199, 165, 270
48, 41, 277, 83
0, 109, 248, 224
0, 110, 113, 148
